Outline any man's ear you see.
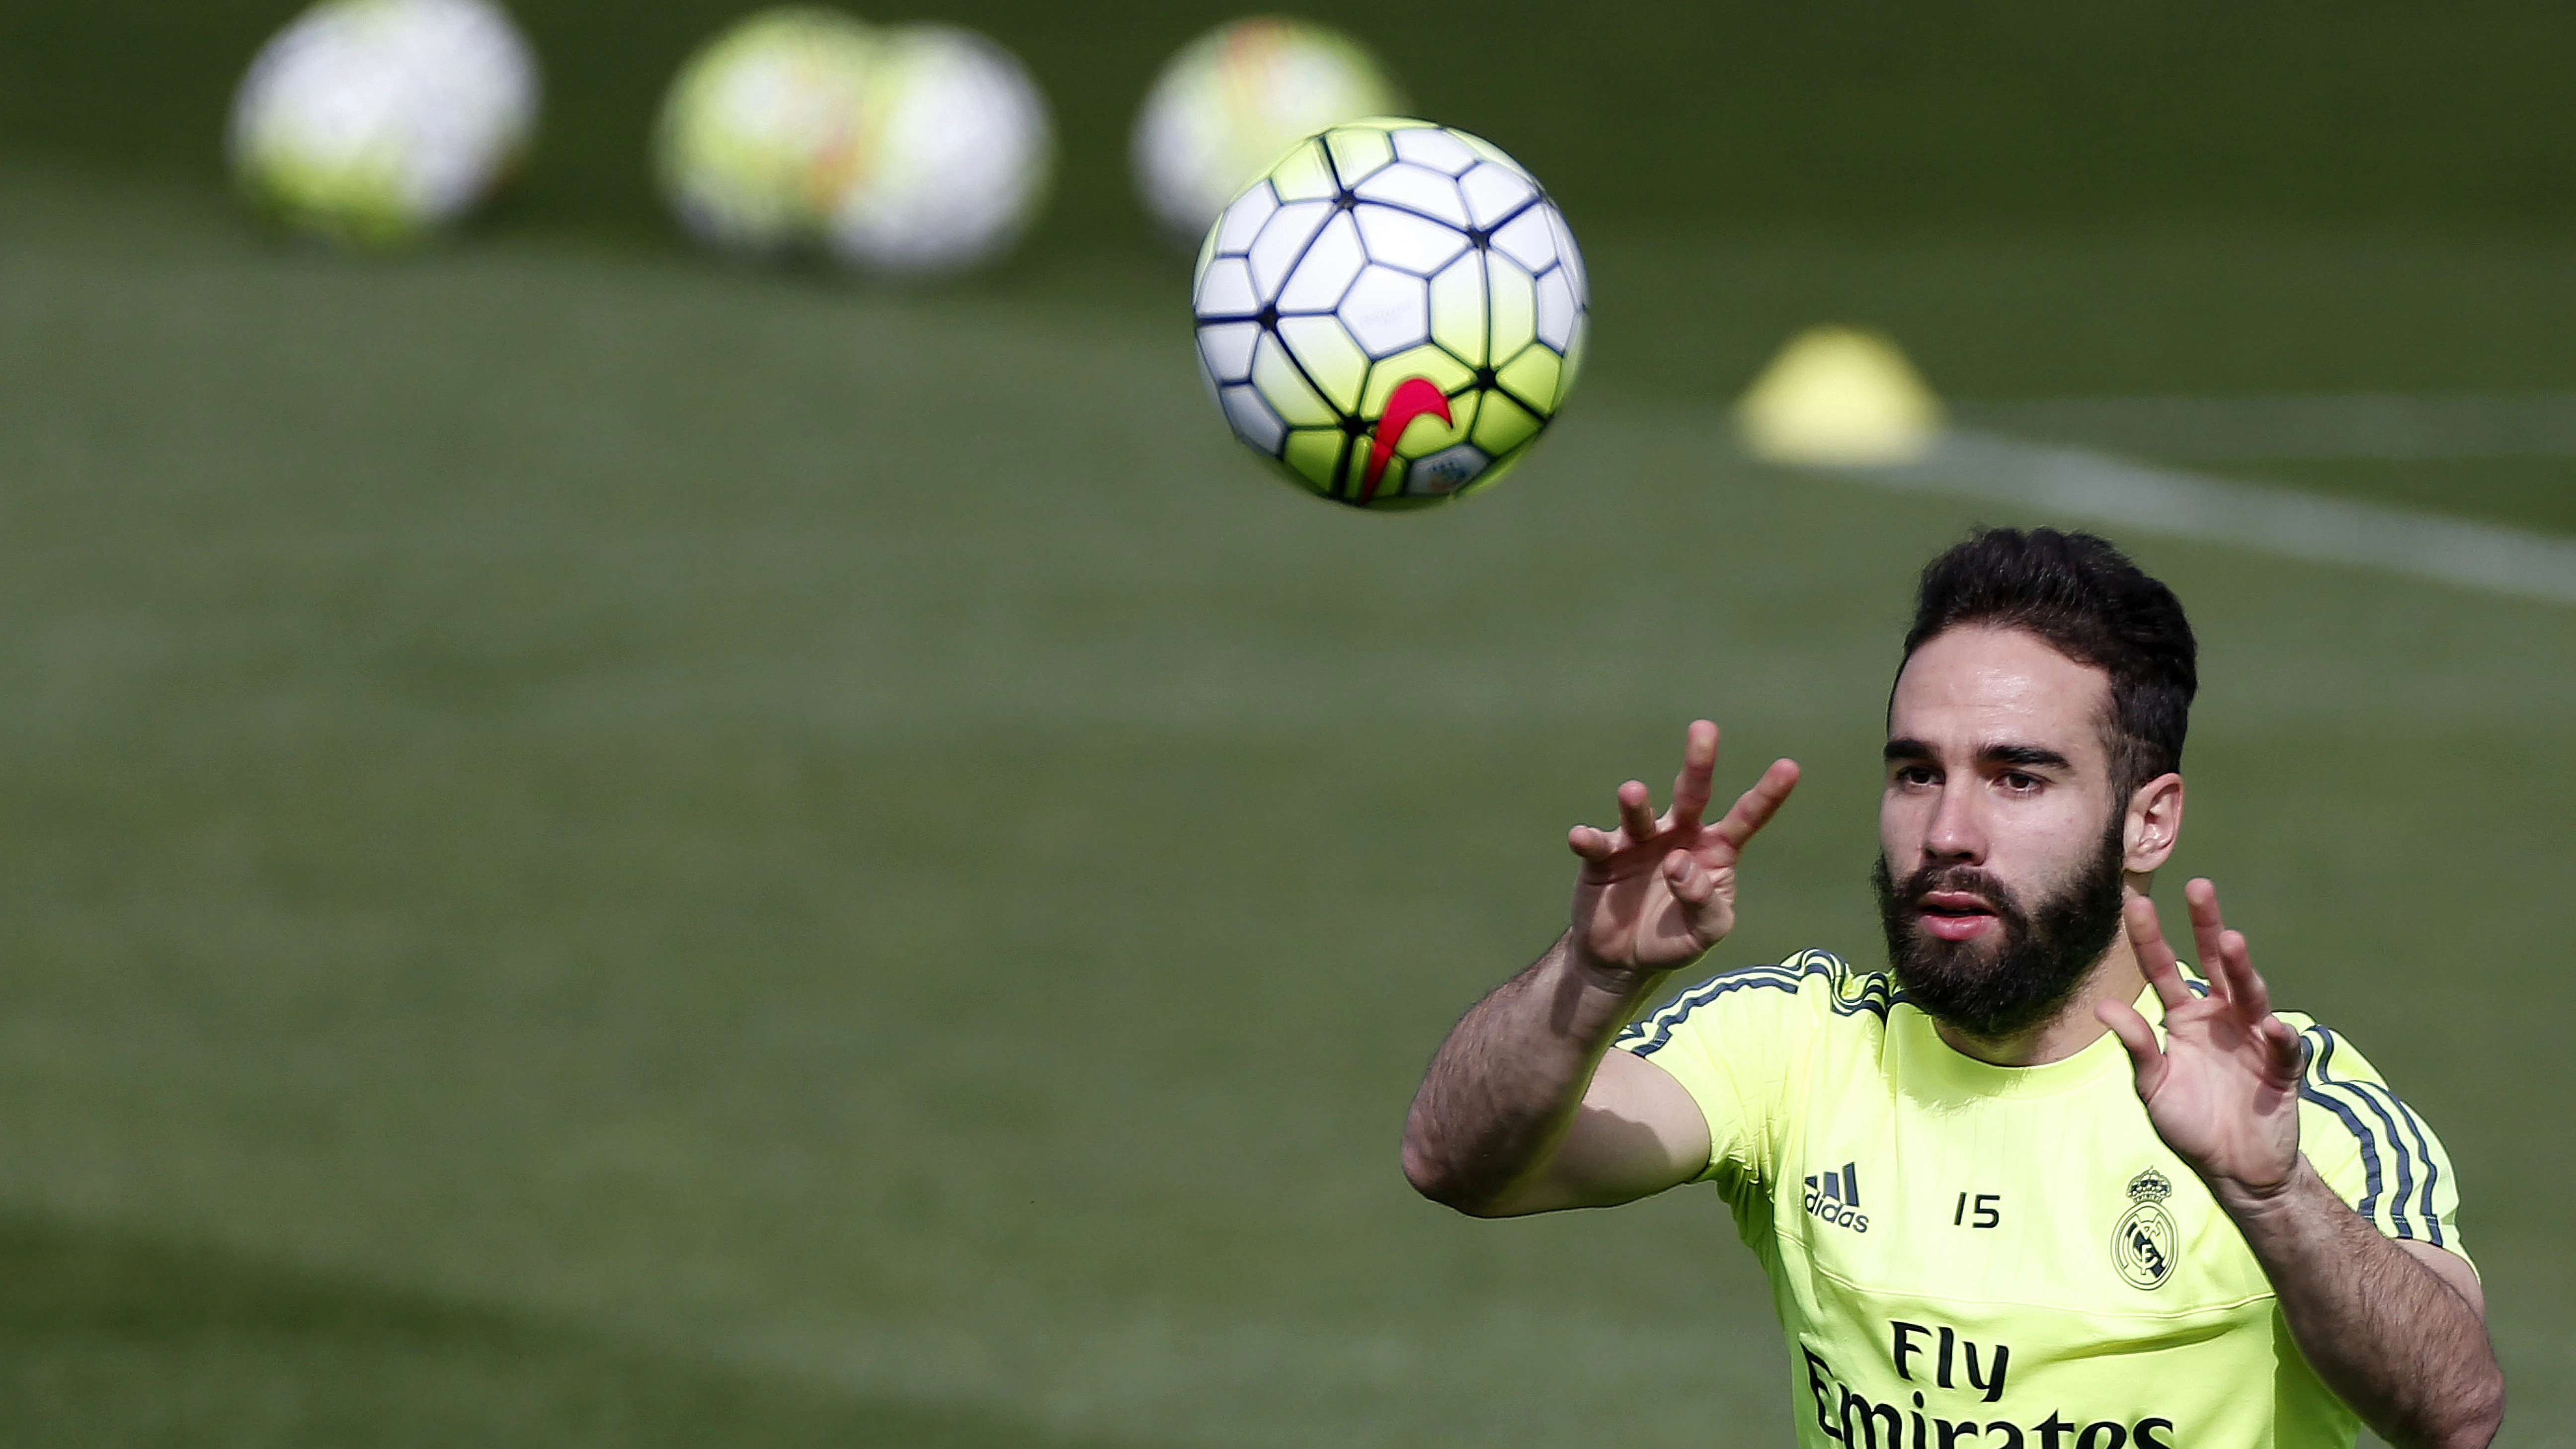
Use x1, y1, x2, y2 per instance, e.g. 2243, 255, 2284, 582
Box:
2123, 773, 2185, 874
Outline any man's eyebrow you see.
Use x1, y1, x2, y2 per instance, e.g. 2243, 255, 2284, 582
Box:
1880, 738, 2074, 770
1982, 743, 2072, 770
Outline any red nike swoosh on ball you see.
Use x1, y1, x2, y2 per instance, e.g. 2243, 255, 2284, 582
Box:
1359, 377, 1453, 503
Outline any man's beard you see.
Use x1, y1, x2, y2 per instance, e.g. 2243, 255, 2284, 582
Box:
1873, 819, 2129, 1041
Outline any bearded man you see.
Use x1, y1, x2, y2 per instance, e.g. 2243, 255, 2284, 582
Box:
1401, 528, 2502, 1449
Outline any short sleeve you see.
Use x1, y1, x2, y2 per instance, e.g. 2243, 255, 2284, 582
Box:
2288, 1016, 2471, 1269
1613, 955, 1831, 1204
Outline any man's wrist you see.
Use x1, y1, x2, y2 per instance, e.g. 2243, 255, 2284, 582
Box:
2207, 1156, 2314, 1229
1561, 937, 1685, 1000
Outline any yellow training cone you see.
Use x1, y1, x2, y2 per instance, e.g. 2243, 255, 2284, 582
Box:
1737, 325, 1944, 467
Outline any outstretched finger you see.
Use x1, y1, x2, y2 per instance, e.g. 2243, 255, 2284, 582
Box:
2184, 879, 2232, 1004
2123, 896, 2194, 1011
1705, 758, 1802, 855
2259, 1013, 2304, 1081
1669, 720, 1719, 829
2095, 995, 2169, 1098
1567, 823, 1615, 862
2220, 927, 2272, 1021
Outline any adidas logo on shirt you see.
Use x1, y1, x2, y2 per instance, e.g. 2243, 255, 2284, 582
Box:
1803, 1161, 1870, 1233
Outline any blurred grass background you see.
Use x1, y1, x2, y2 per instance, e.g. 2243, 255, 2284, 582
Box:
3, 2, 2575, 1446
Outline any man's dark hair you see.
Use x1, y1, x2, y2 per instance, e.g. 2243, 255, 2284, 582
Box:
1902, 527, 2197, 798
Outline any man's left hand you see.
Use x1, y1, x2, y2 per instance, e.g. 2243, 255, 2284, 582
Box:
2096, 879, 2305, 1205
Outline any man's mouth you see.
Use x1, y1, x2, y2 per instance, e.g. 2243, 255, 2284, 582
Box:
1915, 890, 1999, 942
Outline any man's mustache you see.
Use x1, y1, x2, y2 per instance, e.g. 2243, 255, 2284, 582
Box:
1896, 865, 2028, 926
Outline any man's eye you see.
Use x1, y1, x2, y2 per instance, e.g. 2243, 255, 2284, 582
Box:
1895, 765, 1937, 787
2000, 771, 2040, 792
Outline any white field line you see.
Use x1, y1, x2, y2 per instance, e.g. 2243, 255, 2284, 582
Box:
1956, 393, 2576, 460
1837, 429, 2576, 606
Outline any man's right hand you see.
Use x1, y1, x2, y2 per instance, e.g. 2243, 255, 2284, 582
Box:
1566, 720, 1801, 978
1404, 720, 1798, 1216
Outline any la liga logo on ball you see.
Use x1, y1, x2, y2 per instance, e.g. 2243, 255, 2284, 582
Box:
1191, 118, 1588, 509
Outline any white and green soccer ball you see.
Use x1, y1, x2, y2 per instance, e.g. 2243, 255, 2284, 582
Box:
229, 0, 538, 246
657, 9, 1049, 275
655, 7, 878, 257
1132, 17, 1400, 247
1193, 118, 1587, 509
824, 24, 1051, 276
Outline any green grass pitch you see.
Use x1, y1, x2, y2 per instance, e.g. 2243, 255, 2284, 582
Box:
0, 161, 2572, 1446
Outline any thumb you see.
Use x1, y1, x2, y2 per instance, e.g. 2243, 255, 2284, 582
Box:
2095, 997, 2167, 1099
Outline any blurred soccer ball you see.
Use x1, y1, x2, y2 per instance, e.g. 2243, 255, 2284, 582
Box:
824, 24, 1051, 276
654, 6, 879, 256
1132, 17, 1400, 247
1192, 118, 1587, 509
657, 10, 1048, 275
229, 0, 538, 246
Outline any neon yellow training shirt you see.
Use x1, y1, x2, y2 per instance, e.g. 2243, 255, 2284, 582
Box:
1614, 950, 2468, 1449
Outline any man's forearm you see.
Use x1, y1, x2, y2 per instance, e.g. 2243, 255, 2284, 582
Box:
2222, 1162, 2503, 1449
1401, 931, 1662, 1211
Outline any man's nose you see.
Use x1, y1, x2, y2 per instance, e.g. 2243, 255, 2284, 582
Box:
1922, 781, 1985, 864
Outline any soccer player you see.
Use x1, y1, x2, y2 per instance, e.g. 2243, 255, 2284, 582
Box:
1402, 529, 2502, 1449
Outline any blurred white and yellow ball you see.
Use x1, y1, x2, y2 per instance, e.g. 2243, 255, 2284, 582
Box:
655, 8, 1051, 275
229, 0, 539, 246
1131, 17, 1401, 246
824, 24, 1051, 275
653, 6, 878, 256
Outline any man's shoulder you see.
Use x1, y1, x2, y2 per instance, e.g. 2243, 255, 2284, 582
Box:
1618, 948, 1896, 1058
2262, 1007, 2468, 1257
2261, 1007, 2408, 1097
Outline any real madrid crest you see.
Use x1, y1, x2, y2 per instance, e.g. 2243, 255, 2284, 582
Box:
2112, 1168, 2179, 1289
